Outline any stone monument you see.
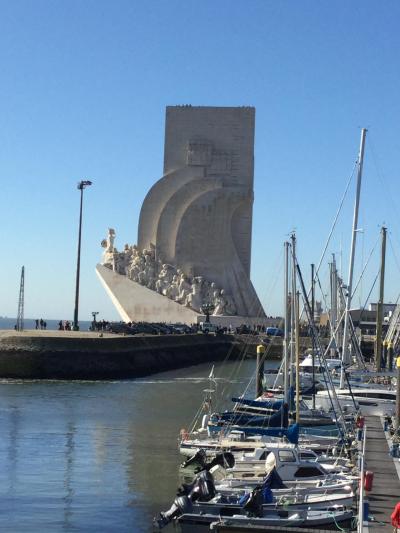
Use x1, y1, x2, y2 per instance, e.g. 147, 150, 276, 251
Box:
96, 106, 265, 323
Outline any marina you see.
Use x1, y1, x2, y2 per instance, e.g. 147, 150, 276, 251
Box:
2, 3, 400, 531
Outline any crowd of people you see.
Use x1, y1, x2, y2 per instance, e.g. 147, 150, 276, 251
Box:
35, 318, 47, 330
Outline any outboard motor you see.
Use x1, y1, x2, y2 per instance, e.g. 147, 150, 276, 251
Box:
180, 448, 207, 469
156, 470, 216, 528
178, 467, 215, 496
243, 486, 264, 517
208, 451, 235, 470
190, 470, 216, 502
154, 495, 193, 529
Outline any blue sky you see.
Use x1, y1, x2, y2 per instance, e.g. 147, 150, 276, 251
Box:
1, 1, 400, 321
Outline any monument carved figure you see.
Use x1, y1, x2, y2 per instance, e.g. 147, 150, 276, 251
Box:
96, 106, 265, 322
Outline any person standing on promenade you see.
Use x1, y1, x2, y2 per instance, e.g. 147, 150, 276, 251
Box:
35, 319, 39, 329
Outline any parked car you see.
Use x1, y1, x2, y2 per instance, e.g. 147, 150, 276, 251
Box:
265, 327, 284, 337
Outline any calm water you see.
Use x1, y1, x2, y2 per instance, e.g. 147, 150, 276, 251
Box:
0, 359, 267, 532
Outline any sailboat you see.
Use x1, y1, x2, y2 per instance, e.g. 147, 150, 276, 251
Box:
314, 129, 397, 417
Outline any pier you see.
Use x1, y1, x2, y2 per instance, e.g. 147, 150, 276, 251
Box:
364, 415, 400, 532
0, 330, 240, 379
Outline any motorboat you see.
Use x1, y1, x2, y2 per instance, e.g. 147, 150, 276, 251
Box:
315, 387, 396, 416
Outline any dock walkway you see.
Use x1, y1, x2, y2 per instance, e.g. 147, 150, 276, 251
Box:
364, 415, 400, 532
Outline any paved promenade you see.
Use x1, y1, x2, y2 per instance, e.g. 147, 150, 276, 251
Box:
0, 329, 121, 339
364, 415, 400, 532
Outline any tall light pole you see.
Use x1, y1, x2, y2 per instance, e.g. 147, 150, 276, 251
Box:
73, 180, 92, 331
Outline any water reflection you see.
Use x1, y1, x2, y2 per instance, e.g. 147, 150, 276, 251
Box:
63, 422, 75, 530
0, 360, 261, 532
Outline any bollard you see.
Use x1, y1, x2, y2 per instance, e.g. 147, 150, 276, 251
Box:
256, 345, 265, 399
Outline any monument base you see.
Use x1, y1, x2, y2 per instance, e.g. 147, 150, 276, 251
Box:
96, 264, 200, 323
96, 264, 278, 328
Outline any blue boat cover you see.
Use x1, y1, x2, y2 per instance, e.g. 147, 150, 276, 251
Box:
231, 397, 283, 410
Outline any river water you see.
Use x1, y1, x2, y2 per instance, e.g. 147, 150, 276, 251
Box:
0, 359, 273, 532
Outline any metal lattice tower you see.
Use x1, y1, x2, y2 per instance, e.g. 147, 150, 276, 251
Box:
16, 266, 25, 332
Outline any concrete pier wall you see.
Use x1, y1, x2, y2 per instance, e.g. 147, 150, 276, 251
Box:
0, 332, 239, 380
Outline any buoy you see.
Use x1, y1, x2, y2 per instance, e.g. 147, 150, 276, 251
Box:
364, 471, 374, 491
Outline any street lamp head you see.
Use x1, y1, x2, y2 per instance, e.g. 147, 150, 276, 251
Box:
77, 180, 93, 190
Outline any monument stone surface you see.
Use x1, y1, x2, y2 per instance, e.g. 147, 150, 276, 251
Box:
96, 106, 265, 323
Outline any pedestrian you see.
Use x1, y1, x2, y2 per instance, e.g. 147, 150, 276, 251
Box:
43, 321, 47, 330
58, 321, 62, 331
35, 319, 39, 330
40, 318, 44, 329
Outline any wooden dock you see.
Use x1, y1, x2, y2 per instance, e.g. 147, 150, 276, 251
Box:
364, 415, 400, 532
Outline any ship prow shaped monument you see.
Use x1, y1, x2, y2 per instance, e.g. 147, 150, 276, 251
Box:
96, 106, 265, 325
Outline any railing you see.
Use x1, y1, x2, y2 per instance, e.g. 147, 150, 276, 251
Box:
358, 424, 367, 533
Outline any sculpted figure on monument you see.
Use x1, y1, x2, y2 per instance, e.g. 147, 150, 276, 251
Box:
101, 228, 116, 268
185, 277, 203, 311
177, 271, 191, 304
212, 289, 226, 315
99, 229, 239, 315
122, 244, 132, 274
212, 289, 236, 316
140, 253, 156, 289
155, 263, 175, 295
203, 281, 217, 305
165, 274, 180, 300
222, 290, 237, 315
127, 248, 140, 281
112, 250, 125, 274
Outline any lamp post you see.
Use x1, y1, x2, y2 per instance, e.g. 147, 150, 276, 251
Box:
73, 180, 92, 331
91, 311, 99, 331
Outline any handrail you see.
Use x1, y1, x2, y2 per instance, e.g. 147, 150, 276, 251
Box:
358, 424, 367, 533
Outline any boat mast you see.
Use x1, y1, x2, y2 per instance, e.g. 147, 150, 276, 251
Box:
283, 241, 290, 404
340, 128, 367, 389
375, 226, 387, 370
311, 263, 316, 409
290, 233, 297, 401
295, 290, 300, 423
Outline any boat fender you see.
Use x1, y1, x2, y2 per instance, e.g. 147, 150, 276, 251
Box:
201, 414, 210, 430
180, 428, 189, 441
364, 470, 374, 491
391, 502, 400, 529
332, 447, 337, 456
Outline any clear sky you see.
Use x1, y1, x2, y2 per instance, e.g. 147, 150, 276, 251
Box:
1, 0, 400, 322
